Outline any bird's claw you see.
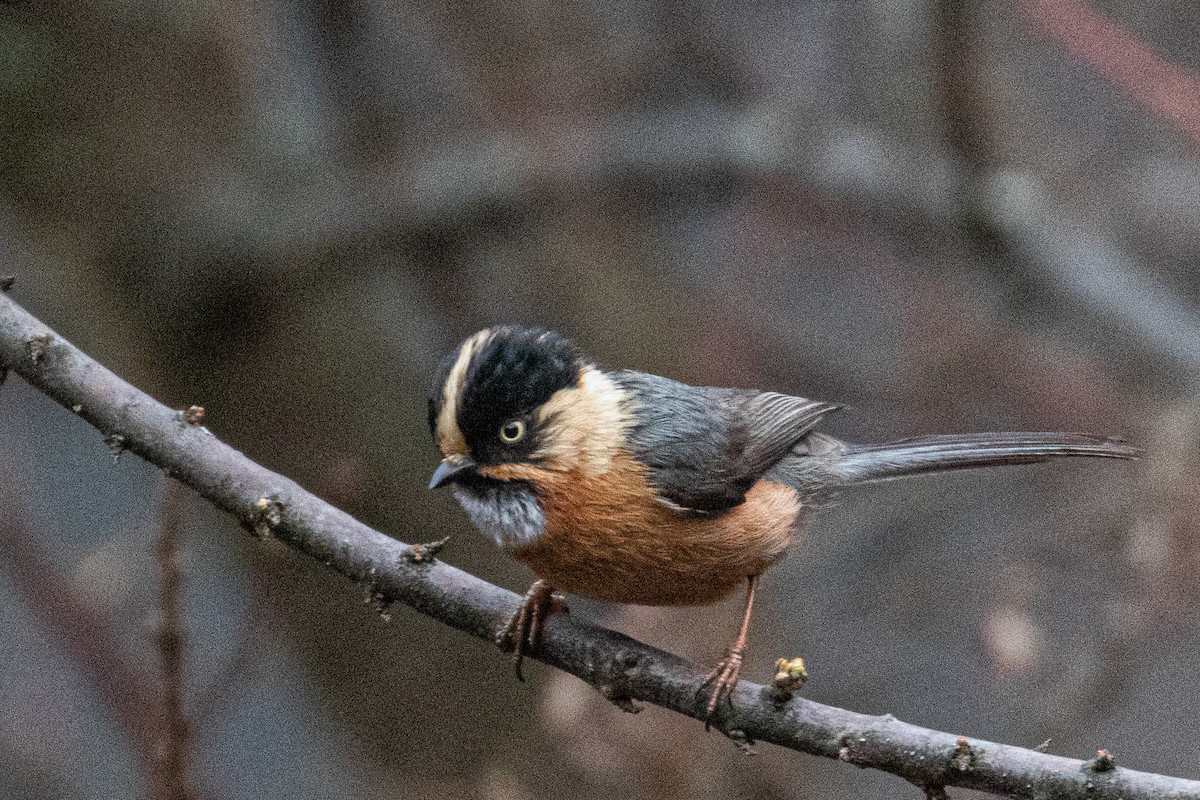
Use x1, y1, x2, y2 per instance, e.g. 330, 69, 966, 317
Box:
496, 579, 567, 680
698, 644, 745, 727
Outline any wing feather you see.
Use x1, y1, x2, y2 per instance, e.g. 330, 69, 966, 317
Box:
736, 392, 841, 479
612, 371, 840, 512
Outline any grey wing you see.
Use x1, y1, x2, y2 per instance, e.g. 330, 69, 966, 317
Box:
735, 391, 842, 479
612, 370, 840, 512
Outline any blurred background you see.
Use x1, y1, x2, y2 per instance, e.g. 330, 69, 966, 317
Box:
2, 1, 1199, 797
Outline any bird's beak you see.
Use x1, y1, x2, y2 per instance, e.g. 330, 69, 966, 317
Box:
428, 455, 478, 489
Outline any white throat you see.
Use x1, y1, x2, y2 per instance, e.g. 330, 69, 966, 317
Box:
451, 483, 546, 550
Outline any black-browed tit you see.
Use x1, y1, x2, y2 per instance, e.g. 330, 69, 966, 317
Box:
427, 326, 1138, 718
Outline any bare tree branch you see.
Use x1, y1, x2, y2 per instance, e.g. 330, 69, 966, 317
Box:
1, 291, 1196, 799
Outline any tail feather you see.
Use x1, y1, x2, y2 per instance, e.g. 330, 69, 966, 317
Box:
832, 432, 1139, 486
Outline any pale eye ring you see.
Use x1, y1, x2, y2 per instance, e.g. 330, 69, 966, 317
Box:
499, 419, 526, 444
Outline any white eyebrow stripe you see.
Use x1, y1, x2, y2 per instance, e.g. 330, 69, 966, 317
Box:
436, 329, 491, 456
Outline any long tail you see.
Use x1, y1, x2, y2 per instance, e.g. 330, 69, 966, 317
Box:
832, 432, 1139, 486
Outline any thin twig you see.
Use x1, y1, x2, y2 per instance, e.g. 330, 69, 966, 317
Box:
1, 291, 1197, 799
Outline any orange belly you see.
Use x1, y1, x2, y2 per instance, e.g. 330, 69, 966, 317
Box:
510, 456, 803, 606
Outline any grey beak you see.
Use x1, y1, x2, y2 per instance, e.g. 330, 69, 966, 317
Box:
428, 456, 477, 489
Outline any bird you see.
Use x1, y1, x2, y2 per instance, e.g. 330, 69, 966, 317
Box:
426, 325, 1138, 720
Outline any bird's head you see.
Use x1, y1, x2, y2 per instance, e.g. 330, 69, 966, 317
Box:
427, 326, 627, 493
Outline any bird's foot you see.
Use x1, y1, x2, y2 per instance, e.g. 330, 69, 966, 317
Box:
698, 644, 745, 727
496, 579, 567, 681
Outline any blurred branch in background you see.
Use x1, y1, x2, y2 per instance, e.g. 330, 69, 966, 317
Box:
189, 598, 266, 733
1018, 0, 1200, 150
0, 496, 175, 798
932, 0, 1200, 383
977, 173, 1200, 377
143, 97, 1186, 419
226, 98, 1200, 385
2, 262, 1198, 799
155, 479, 195, 800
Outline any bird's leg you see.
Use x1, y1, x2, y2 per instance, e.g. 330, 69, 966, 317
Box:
698, 575, 758, 723
496, 579, 567, 681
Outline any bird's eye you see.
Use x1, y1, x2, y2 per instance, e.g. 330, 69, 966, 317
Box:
499, 419, 526, 444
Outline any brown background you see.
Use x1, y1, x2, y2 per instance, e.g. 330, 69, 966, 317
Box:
1, 2, 1198, 798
